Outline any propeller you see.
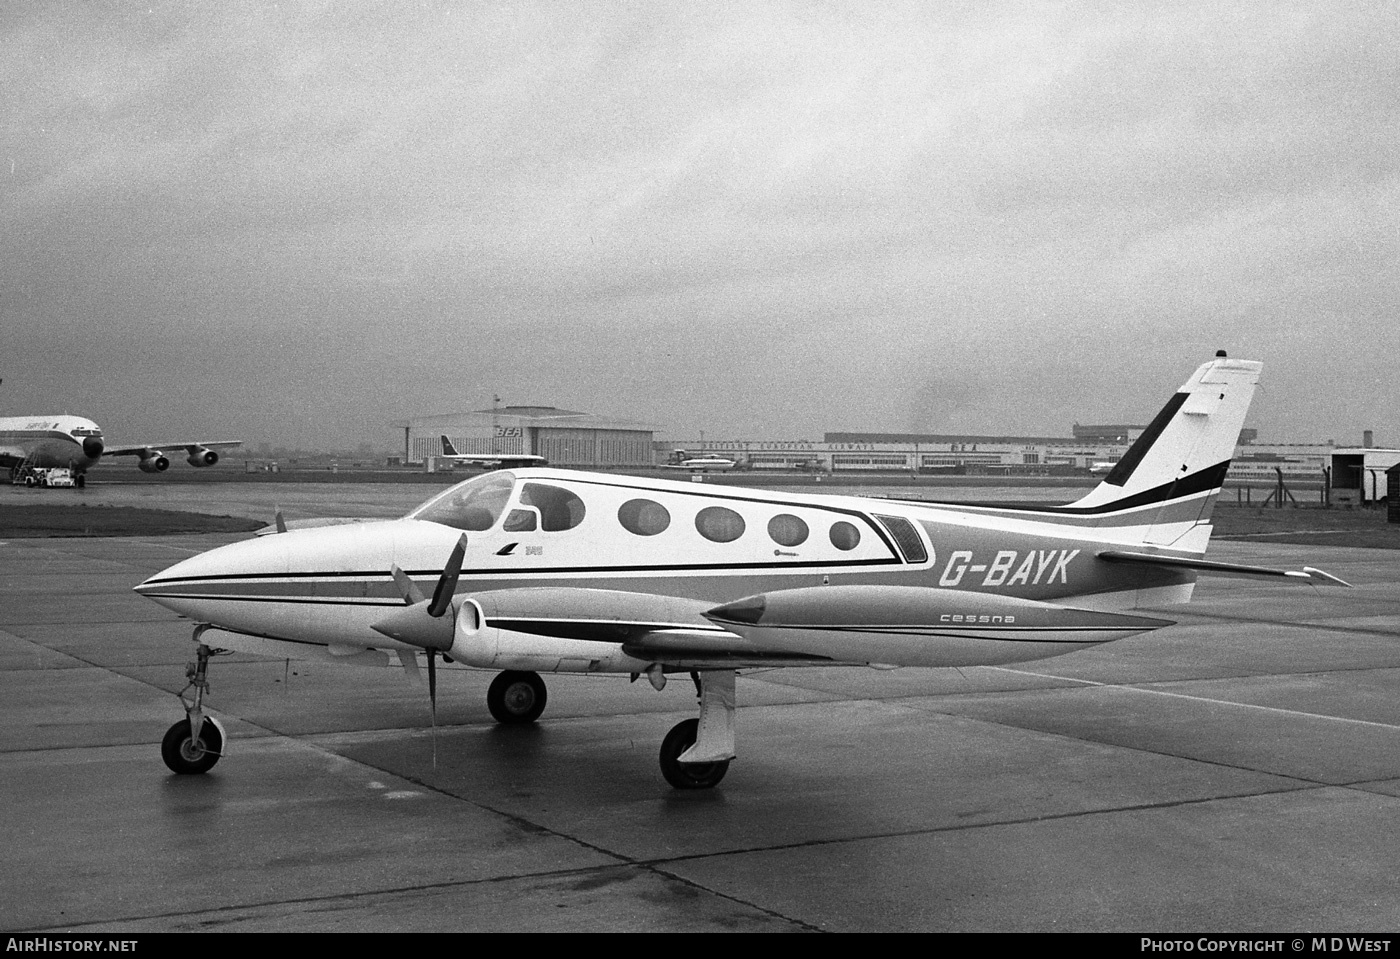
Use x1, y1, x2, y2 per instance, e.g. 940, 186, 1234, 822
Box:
371, 534, 469, 767
371, 534, 468, 652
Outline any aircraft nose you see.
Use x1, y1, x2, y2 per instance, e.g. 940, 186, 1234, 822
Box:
133, 533, 290, 616
83, 436, 105, 459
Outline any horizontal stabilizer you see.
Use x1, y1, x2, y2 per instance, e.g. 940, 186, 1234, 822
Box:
1097, 550, 1353, 587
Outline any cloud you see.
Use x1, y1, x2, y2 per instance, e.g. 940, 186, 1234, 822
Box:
2, 1, 1396, 448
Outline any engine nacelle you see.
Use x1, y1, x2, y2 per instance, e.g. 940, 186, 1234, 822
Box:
187, 447, 219, 467
449, 600, 651, 674
138, 454, 170, 473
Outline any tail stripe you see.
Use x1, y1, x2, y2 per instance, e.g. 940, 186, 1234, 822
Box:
1103, 393, 1188, 488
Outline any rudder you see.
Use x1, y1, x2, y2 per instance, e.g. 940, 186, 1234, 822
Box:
1069, 353, 1261, 540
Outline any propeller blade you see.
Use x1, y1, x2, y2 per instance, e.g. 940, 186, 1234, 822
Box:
395, 648, 423, 686
274, 509, 287, 534
428, 650, 438, 768
390, 565, 427, 606
427, 534, 468, 618
428, 650, 437, 711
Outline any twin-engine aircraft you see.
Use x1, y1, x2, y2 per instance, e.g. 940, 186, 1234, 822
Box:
0, 414, 241, 486
136, 354, 1348, 788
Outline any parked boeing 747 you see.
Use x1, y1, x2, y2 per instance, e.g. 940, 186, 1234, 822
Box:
135, 354, 1348, 788
0, 414, 241, 487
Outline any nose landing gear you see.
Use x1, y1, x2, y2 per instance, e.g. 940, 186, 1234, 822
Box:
161, 630, 228, 775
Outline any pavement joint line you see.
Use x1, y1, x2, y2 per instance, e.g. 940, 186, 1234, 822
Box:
991, 666, 1400, 732
1162, 614, 1400, 640
635, 782, 1331, 862
109, 540, 210, 553
30, 781, 1335, 934
30, 861, 784, 933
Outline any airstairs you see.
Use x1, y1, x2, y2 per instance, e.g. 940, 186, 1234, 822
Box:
10, 451, 41, 486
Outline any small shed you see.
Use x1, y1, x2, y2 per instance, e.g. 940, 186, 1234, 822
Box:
1330, 448, 1400, 506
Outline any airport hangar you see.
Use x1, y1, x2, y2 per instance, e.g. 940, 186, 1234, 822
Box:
393, 405, 661, 470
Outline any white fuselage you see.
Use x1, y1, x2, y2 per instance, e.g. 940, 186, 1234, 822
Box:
667, 457, 736, 472
0, 416, 104, 472
136, 468, 1196, 671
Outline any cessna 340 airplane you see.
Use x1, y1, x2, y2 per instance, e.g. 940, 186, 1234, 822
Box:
135, 353, 1349, 788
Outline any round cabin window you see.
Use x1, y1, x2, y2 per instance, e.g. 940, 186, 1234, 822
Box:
618, 498, 671, 536
767, 513, 809, 547
695, 506, 746, 543
829, 521, 861, 551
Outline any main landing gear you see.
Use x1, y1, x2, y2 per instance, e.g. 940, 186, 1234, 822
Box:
657, 670, 735, 790
161, 632, 228, 775
486, 670, 548, 724
484, 667, 738, 789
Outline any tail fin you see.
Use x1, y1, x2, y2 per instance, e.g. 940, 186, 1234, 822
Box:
440, 435, 459, 456
1069, 353, 1261, 545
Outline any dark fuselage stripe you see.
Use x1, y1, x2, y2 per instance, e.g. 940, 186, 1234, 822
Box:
140, 555, 905, 587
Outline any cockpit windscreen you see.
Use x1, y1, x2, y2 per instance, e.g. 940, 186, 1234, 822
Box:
408, 472, 516, 531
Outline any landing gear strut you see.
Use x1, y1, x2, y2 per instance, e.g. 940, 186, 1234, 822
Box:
161, 633, 226, 774
659, 670, 735, 789
487, 670, 547, 724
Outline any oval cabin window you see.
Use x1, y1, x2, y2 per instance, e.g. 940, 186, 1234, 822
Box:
767, 513, 809, 547
829, 521, 861, 551
695, 506, 746, 543
618, 498, 671, 536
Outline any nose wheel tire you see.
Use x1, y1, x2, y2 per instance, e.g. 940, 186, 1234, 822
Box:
161, 718, 223, 775
487, 670, 547, 724
659, 718, 730, 790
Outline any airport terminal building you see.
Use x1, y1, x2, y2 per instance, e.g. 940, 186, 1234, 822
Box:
394, 405, 659, 469
395, 403, 1344, 485
664, 429, 1337, 482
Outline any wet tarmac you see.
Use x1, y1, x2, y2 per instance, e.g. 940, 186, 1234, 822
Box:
3, 484, 1400, 932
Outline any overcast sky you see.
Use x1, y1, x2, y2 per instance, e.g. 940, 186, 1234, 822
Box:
3, 1, 1397, 451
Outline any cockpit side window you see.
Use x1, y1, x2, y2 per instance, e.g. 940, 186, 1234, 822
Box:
409, 472, 516, 531
503, 508, 538, 532
518, 483, 586, 531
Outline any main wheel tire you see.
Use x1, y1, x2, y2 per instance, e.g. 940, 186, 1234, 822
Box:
487, 670, 547, 724
161, 718, 223, 774
659, 718, 730, 790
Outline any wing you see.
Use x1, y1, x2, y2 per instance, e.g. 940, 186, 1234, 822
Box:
1097, 550, 1353, 586
467, 587, 803, 668
103, 440, 243, 457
